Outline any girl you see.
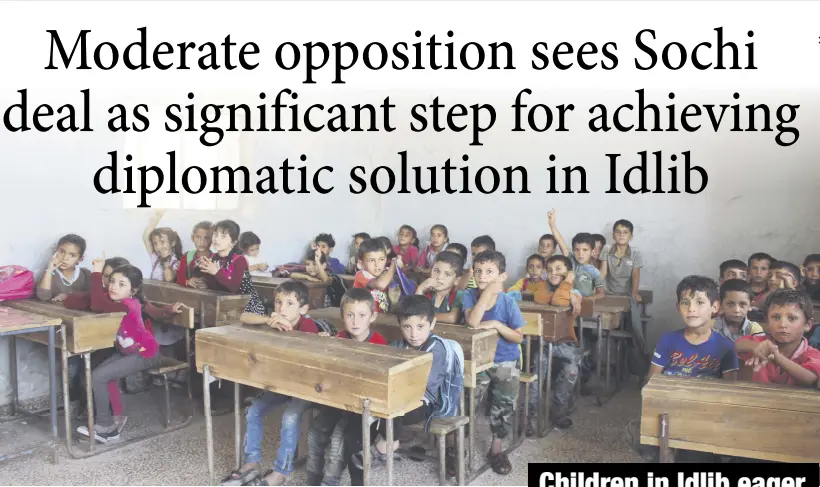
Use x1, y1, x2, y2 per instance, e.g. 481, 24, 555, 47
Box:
142, 209, 183, 282
393, 225, 420, 271
239, 231, 271, 278
77, 265, 184, 443
36, 234, 91, 302
417, 224, 450, 277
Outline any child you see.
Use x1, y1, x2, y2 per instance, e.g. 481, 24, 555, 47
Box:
801, 254, 820, 300
460, 235, 496, 291
591, 234, 606, 269
713, 279, 764, 342
599, 219, 642, 300
352, 239, 397, 313
649, 275, 738, 380
768, 260, 802, 292
226, 280, 321, 487
736, 288, 820, 387
306, 289, 386, 487
445, 243, 468, 261
239, 232, 270, 277
142, 209, 182, 282
76, 265, 184, 443
463, 250, 524, 475
37, 233, 91, 302
507, 254, 545, 293
567, 233, 605, 298
416, 251, 465, 323
719, 259, 748, 284
394, 225, 420, 271
537, 234, 558, 260
290, 248, 331, 283
533, 255, 582, 314
346, 295, 461, 483
176, 220, 213, 288
417, 224, 450, 276
314, 233, 347, 275
748, 252, 774, 308
347, 232, 370, 274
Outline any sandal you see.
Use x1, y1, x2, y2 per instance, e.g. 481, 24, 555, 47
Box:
244, 470, 274, 486
487, 451, 512, 475
220, 468, 259, 486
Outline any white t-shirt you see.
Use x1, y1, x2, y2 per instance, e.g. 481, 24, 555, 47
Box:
245, 254, 270, 277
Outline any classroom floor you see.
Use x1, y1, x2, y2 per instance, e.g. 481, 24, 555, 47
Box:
0, 379, 645, 485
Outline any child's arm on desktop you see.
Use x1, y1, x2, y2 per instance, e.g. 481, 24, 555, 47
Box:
313, 248, 331, 283
547, 209, 570, 257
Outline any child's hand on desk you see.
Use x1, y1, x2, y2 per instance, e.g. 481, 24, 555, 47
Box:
92, 253, 106, 273
569, 293, 582, 315
51, 293, 68, 302
171, 303, 186, 314
266, 314, 294, 331
187, 277, 206, 289
746, 340, 779, 370
317, 332, 331, 337
198, 257, 220, 276
633, 292, 643, 303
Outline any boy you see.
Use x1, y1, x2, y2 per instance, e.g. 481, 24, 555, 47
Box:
417, 251, 465, 324
591, 234, 606, 269
599, 220, 643, 301
291, 248, 331, 284
748, 252, 774, 309
461, 235, 496, 291
718, 259, 748, 284
226, 280, 321, 487
37, 234, 91, 302
353, 239, 397, 313
768, 260, 802, 292
239, 231, 270, 278
649, 276, 738, 380
177, 221, 213, 288
315, 233, 346, 274
346, 232, 371, 274
548, 210, 604, 298
507, 254, 545, 294
463, 250, 524, 475
537, 234, 558, 260
802, 254, 820, 300
712, 279, 764, 342
307, 289, 387, 487
736, 288, 820, 387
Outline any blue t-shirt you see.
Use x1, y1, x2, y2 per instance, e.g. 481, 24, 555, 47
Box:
328, 257, 346, 275
651, 329, 739, 378
462, 289, 525, 363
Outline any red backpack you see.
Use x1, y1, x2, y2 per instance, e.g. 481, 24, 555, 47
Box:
0, 266, 35, 302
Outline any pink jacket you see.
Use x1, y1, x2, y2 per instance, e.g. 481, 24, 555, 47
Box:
115, 298, 159, 358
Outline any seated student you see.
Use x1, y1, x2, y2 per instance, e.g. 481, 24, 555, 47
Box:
346, 232, 370, 275
177, 220, 213, 289
142, 209, 183, 283
768, 260, 802, 292
527, 255, 583, 434
801, 254, 820, 301
290, 248, 331, 284
736, 288, 820, 387
346, 295, 462, 483
649, 275, 738, 380
463, 250, 524, 475
416, 251, 465, 323
444, 243, 468, 260
394, 225, 420, 271
747, 252, 775, 321
713, 279, 764, 342
225, 280, 321, 487
239, 231, 271, 278
353, 239, 398, 313
306, 289, 386, 487
37, 234, 91, 302
460, 235, 496, 291
507, 254, 545, 293
591, 234, 606, 270
314, 233, 347, 275
417, 224, 450, 277
719, 259, 748, 284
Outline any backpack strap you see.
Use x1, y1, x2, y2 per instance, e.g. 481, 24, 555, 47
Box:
185, 250, 197, 279
522, 279, 528, 292
448, 288, 457, 308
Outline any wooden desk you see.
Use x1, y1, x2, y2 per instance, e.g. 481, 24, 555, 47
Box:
641, 375, 820, 463
519, 312, 551, 438
579, 296, 629, 330
252, 276, 330, 311
517, 301, 573, 342
0, 307, 62, 464
142, 280, 249, 328
196, 324, 431, 485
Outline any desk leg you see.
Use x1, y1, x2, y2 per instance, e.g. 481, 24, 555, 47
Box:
48, 326, 58, 463
542, 342, 553, 437
9, 335, 17, 416
536, 336, 545, 437
385, 417, 394, 487
605, 327, 612, 394
62, 348, 72, 457
204, 365, 215, 486
85, 353, 95, 453
234, 382, 242, 470
468, 386, 476, 474
595, 317, 602, 404
186, 328, 193, 401
362, 399, 371, 487
576, 317, 583, 396
659, 413, 670, 463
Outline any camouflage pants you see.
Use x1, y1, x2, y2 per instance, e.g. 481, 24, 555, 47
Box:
476, 360, 520, 440
527, 343, 580, 416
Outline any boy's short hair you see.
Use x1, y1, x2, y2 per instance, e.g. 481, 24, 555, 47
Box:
274, 280, 310, 307
104, 256, 130, 270
719, 279, 753, 301
676, 275, 719, 304
592, 234, 606, 247
340, 288, 376, 313
526, 254, 545, 267
239, 232, 261, 252
539, 234, 558, 246
803, 254, 820, 267
214, 220, 241, 242
471, 235, 496, 251
763, 288, 814, 323
357, 239, 386, 260
315, 233, 336, 248
772, 260, 802, 283
193, 221, 213, 233
435, 251, 464, 276
613, 219, 634, 233
473, 250, 506, 273
394, 295, 435, 324
748, 252, 774, 267
719, 259, 748, 277
57, 234, 87, 257
446, 243, 468, 259
353, 232, 371, 242
304, 248, 327, 265
546, 255, 573, 271
571, 232, 595, 249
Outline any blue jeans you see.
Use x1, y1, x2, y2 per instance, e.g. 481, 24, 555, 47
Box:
528, 343, 580, 416
244, 391, 313, 476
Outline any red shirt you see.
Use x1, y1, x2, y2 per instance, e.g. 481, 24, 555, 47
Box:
337, 330, 387, 345
737, 335, 820, 386
294, 315, 320, 334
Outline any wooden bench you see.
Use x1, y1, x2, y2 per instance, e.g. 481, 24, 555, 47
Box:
142, 280, 249, 328
641, 375, 820, 463
252, 276, 330, 311
196, 324, 432, 486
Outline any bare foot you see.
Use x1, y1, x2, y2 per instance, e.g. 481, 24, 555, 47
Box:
264, 472, 287, 486
240, 462, 261, 474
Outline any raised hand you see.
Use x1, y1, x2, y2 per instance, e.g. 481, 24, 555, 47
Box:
92, 253, 106, 274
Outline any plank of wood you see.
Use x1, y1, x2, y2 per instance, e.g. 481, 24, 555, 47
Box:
640, 375, 820, 462
517, 302, 574, 342
195, 324, 431, 417
2, 300, 123, 353
0, 306, 62, 333
142, 280, 249, 327
146, 301, 195, 329
520, 312, 542, 337
639, 290, 653, 305
252, 276, 329, 310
